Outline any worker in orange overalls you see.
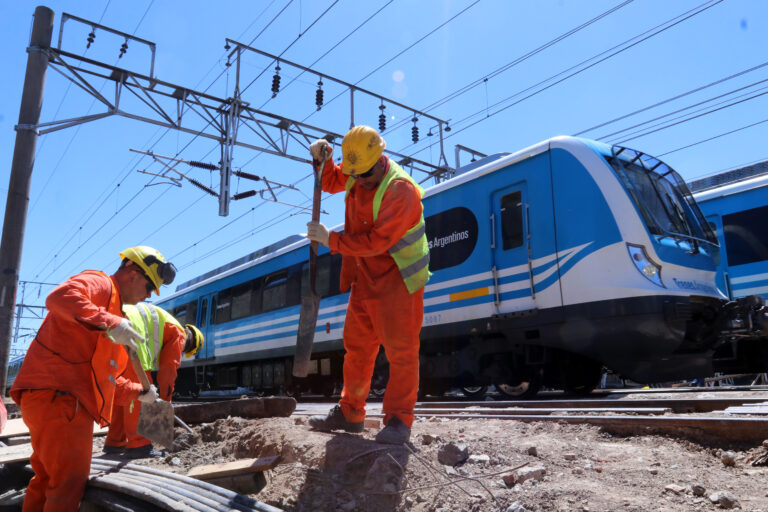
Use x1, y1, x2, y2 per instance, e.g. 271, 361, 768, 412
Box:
305, 125, 430, 444
10, 246, 176, 511
104, 303, 204, 458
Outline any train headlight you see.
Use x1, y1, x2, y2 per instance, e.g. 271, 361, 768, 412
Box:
627, 243, 664, 288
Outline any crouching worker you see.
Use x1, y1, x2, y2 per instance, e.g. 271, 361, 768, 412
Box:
105, 302, 204, 458
304, 126, 430, 444
10, 246, 175, 511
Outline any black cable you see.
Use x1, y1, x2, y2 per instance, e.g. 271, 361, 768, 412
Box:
575, 59, 768, 137
399, 0, 724, 160
657, 117, 768, 158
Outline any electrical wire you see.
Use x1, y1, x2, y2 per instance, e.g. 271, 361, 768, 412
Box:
656, 117, 768, 158
399, 0, 724, 160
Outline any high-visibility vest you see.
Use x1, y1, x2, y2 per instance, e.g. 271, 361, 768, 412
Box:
345, 159, 431, 293
123, 303, 183, 371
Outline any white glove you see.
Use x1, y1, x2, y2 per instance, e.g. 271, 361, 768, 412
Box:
309, 139, 332, 162
306, 221, 330, 246
107, 319, 140, 352
138, 384, 158, 404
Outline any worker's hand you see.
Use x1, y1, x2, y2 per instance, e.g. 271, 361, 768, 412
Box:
309, 139, 332, 163
306, 221, 330, 246
107, 319, 140, 352
138, 384, 158, 404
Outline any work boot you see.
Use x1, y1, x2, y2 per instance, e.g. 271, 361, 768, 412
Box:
375, 417, 410, 445
124, 444, 167, 459
308, 405, 364, 433
102, 444, 125, 454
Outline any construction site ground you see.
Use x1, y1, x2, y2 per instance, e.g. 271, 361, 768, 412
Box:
5, 389, 768, 511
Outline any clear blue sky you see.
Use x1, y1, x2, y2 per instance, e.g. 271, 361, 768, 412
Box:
1, 0, 766, 353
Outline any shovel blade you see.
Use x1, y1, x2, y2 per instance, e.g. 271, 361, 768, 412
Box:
293, 293, 320, 378
137, 399, 175, 449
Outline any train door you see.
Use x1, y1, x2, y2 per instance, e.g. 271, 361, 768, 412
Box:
196, 292, 216, 359
704, 213, 731, 298
490, 183, 536, 314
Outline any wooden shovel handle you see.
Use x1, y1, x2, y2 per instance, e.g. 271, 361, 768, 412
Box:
128, 348, 152, 392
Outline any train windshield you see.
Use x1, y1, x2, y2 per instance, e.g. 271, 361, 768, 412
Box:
605, 146, 718, 247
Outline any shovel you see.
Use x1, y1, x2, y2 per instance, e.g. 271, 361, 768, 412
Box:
128, 349, 175, 449
293, 145, 329, 378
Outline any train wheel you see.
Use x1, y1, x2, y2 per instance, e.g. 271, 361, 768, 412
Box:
495, 380, 541, 399
460, 385, 488, 398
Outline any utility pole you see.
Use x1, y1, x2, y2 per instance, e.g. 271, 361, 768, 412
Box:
0, 6, 53, 395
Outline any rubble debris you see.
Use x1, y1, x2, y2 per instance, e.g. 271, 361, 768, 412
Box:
564, 453, 577, 461
721, 451, 737, 466
421, 433, 438, 445
526, 446, 538, 456
437, 441, 468, 466
709, 490, 740, 509
692, 484, 707, 496
467, 453, 490, 464
664, 484, 685, 494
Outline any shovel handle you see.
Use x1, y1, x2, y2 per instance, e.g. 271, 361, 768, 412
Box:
128, 347, 152, 392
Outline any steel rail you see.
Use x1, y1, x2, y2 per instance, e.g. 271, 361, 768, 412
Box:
415, 397, 768, 413
412, 407, 671, 416
406, 413, 768, 444
90, 459, 282, 512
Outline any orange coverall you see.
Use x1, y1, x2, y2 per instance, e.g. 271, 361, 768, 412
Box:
10, 271, 127, 512
322, 156, 425, 428
106, 322, 185, 450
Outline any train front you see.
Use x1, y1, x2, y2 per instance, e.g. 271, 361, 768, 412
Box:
599, 143, 767, 380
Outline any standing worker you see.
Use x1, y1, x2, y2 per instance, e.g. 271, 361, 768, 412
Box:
10, 246, 176, 511
305, 125, 430, 444
104, 303, 204, 458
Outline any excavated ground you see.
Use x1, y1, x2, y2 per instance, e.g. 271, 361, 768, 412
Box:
87, 390, 768, 512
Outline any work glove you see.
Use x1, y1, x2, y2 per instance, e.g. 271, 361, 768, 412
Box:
107, 318, 140, 352
309, 139, 332, 162
138, 384, 158, 404
306, 221, 330, 246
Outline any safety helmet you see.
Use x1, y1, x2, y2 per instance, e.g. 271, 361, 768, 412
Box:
119, 246, 176, 295
341, 125, 386, 175
184, 324, 204, 358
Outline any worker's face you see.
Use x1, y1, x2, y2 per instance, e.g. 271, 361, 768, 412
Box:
123, 264, 154, 304
352, 159, 386, 190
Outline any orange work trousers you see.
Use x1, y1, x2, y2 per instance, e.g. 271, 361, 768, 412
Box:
339, 283, 423, 428
105, 367, 152, 450
20, 389, 94, 512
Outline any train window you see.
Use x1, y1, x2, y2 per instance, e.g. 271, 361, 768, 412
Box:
500, 192, 524, 250
231, 282, 252, 320
185, 301, 197, 326
216, 289, 232, 324
285, 265, 303, 307
200, 299, 208, 328
250, 278, 264, 316
424, 207, 479, 271
722, 205, 768, 266
173, 305, 187, 325
262, 271, 288, 312
301, 254, 333, 298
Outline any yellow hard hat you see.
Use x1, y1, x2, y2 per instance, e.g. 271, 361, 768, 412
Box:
119, 246, 176, 295
184, 324, 204, 358
341, 125, 386, 175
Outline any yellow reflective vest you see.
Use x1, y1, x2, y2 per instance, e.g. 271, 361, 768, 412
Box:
123, 303, 183, 371
345, 159, 431, 293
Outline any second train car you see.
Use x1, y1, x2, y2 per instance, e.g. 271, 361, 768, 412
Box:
158, 136, 758, 398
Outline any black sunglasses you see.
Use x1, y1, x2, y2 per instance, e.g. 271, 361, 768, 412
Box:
134, 266, 156, 294
143, 255, 177, 285
350, 163, 377, 180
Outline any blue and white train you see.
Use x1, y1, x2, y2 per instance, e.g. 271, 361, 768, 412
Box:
156, 136, 766, 398
691, 161, 768, 374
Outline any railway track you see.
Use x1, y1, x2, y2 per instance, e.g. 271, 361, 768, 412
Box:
289, 393, 768, 444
